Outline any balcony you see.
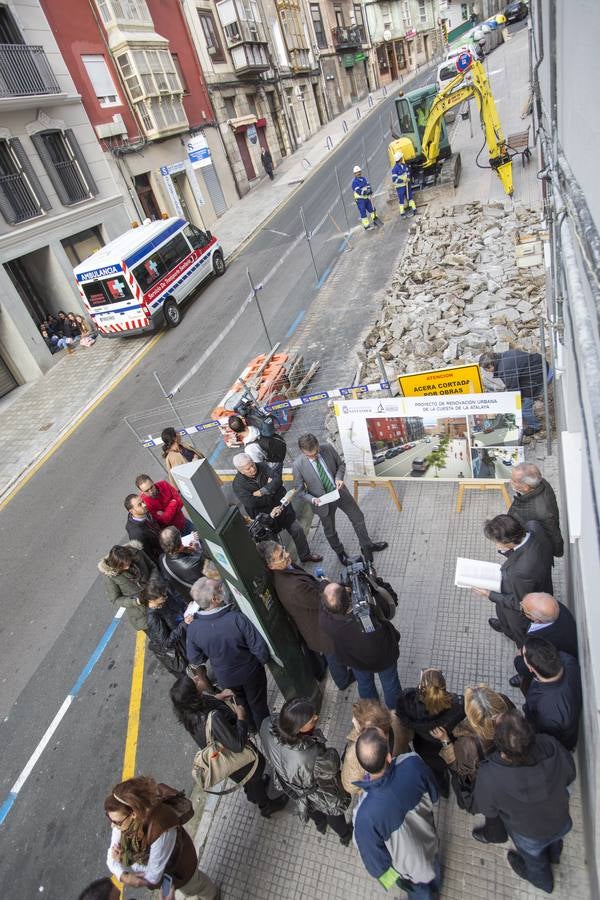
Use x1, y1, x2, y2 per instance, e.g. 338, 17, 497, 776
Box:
229, 41, 270, 75
331, 25, 366, 51
288, 48, 313, 73
0, 44, 61, 99
222, 17, 268, 49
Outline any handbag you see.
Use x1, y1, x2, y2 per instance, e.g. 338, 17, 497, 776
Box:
450, 736, 484, 813
192, 703, 259, 795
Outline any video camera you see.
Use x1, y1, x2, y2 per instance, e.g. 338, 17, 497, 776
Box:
340, 554, 398, 634
341, 555, 378, 633
233, 393, 276, 438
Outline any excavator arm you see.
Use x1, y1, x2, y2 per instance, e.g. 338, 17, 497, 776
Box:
420, 58, 513, 196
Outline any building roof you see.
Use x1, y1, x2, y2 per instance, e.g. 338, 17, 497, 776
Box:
73, 218, 186, 276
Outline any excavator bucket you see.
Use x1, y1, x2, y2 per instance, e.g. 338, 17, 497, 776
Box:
496, 160, 514, 196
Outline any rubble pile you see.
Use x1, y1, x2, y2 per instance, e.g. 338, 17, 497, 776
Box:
358, 201, 547, 382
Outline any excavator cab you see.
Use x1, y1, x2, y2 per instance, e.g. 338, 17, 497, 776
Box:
387, 54, 513, 196
388, 85, 452, 169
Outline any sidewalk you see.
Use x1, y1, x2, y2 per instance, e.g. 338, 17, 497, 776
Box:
184, 27, 593, 900
0, 75, 410, 505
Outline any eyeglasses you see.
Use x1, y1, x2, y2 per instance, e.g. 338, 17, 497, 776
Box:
107, 811, 132, 829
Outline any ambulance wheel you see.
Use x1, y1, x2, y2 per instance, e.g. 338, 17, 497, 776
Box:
164, 299, 181, 328
213, 251, 226, 277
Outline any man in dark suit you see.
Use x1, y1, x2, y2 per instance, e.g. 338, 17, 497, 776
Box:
293, 433, 387, 564
258, 540, 354, 690
232, 453, 321, 563
124, 493, 161, 562
508, 463, 564, 557
522, 638, 582, 751
473, 515, 553, 645
510, 592, 578, 690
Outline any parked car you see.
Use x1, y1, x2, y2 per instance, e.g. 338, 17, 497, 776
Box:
504, 1, 528, 23
424, 437, 432, 443
411, 458, 430, 477
385, 448, 397, 459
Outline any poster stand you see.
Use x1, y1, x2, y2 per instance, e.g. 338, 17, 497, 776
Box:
455, 480, 511, 513
353, 478, 402, 512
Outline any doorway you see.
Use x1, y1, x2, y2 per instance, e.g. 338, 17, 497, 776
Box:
267, 92, 287, 157
172, 172, 193, 221
4, 255, 49, 323
312, 82, 327, 126
134, 173, 161, 220
235, 132, 256, 181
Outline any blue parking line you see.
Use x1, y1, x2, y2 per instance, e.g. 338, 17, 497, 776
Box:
209, 439, 225, 467
315, 236, 350, 290
286, 310, 306, 338
0, 609, 125, 826
70, 614, 122, 697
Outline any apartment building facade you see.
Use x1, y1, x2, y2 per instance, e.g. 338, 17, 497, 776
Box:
310, 0, 376, 116
365, 0, 443, 84
41, 0, 238, 230
181, 0, 329, 196
0, 0, 132, 394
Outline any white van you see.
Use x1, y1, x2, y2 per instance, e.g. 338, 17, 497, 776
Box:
73, 217, 225, 336
436, 49, 475, 123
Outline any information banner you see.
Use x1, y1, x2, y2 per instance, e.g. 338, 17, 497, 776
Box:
334, 393, 524, 482
398, 364, 483, 397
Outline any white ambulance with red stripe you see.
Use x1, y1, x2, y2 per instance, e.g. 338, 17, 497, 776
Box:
73, 217, 225, 336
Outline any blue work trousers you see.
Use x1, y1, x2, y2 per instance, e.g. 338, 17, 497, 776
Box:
356, 197, 375, 225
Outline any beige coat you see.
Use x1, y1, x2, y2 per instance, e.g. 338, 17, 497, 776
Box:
341, 713, 413, 795
164, 444, 204, 485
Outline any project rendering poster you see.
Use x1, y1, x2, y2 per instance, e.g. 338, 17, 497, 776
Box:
334, 393, 524, 482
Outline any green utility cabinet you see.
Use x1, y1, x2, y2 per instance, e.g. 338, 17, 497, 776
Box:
172, 457, 321, 707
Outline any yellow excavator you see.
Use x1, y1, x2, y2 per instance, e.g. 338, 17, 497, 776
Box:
388, 51, 513, 196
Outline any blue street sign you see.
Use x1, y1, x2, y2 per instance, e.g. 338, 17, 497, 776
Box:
456, 51, 473, 72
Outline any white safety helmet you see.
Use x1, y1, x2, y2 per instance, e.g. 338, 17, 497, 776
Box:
394, 151, 404, 162
353, 164, 361, 174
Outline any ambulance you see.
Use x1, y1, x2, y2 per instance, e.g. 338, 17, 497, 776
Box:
73, 217, 225, 336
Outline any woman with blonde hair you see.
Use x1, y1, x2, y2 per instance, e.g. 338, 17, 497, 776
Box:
431, 683, 514, 844
341, 698, 412, 796
396, 667, 464, 797
104, 775, 218, 896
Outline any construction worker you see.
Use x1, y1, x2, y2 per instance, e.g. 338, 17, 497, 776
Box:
391, 151, 416, 217
352, 164, 376, 230
415, 102, 429, 140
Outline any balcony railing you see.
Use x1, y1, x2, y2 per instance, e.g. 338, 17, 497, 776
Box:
331, 25, 366, 51
0, 172, 43, 222
0, 44, 61, 98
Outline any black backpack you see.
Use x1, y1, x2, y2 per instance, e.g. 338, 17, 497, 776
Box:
252, 432, 287, 463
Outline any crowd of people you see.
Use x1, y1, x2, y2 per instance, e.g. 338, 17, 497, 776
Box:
39, 310, 97, 354
79, 416, 581, 899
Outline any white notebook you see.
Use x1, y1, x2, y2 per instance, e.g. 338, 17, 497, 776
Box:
454, 557, 502, 592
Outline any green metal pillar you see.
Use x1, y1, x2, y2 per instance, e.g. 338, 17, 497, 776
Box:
172, 458, 321, 707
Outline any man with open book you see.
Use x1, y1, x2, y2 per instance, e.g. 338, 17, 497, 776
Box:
473, 515, 554, 645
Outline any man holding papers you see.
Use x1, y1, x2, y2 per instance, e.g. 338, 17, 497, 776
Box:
473, 515, 554, 645
293, 433, 388, 564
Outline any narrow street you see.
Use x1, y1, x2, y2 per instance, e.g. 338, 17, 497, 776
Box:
0, 67, 437, 898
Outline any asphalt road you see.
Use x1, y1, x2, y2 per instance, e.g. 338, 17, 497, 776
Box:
471, 425, 519, 447
374, 437, 471, 479
0, 63, 442, 897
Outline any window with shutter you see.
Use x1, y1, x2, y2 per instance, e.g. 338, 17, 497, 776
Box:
31, 129, 96, 206
0, 138, 49, 224
82, 55, 121, 107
